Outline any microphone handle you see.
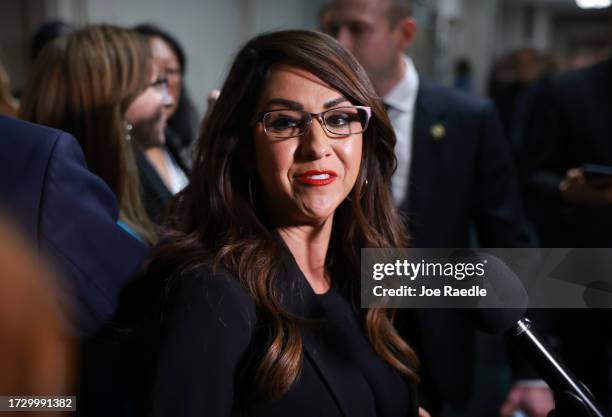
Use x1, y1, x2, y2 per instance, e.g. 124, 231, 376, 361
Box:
510, 318, 607, 417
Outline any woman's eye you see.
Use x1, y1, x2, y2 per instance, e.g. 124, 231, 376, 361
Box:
326, 114, 351, 127
269, 116, 300, 131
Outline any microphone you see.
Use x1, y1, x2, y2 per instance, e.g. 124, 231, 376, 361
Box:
465, 252, 608, 417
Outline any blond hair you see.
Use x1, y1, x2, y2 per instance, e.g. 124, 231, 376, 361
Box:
20, 25, 157, 244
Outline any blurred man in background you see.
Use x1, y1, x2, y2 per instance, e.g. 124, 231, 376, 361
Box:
523, 51, 612, 412
322, 1, 548, 416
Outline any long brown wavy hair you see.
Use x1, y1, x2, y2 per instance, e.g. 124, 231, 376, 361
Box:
157, 29, 418, 398
19, 24, 157, 244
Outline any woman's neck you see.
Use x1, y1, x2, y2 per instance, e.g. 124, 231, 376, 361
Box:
278, 219, 333, 294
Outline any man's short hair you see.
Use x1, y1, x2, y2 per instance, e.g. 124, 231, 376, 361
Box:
386, 0, 412, 26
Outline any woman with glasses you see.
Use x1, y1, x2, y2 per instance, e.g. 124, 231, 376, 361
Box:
19, 24, 161, 243
135, 24, 200, 172
129, 65, 189, 225
142, 30, 422, 417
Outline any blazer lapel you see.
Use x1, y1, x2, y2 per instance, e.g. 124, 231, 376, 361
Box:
278, 248, 369, 417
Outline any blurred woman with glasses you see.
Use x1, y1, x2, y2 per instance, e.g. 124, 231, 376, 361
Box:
135, 24, 199, 172
128, 66, 189, 225
132, 24, 193, 224
140, 30, 421, 417
19, 24, 163, 243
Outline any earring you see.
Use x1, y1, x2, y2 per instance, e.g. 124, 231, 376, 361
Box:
125, 123, 133, 142
356, 177, 369, 199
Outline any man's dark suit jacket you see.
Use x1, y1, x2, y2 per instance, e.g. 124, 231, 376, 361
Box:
0, 116, 148, 336
401, 79, 529, 248
141, 249, 418, 417
523, 56, 612, 409
395, 80, 532, 408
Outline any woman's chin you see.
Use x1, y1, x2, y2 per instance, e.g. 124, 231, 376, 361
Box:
299, 203, 338, 225
265, 195, 341, 227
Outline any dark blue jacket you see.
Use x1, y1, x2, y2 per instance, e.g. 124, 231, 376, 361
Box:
401, 79, 530, 248
0, 115, 148, 336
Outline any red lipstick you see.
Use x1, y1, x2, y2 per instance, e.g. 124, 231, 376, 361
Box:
295, 170, 338, 186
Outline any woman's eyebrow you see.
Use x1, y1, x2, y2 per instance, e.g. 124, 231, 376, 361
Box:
262, 98, 303, 110
323, 97, 348, 109
262, 97, 349, 111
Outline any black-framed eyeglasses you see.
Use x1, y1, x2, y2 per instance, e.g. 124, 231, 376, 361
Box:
255, 106, 372, 139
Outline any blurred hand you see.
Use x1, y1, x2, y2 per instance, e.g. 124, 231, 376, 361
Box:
500, 384, 554, 417
559, 168, 612, 206
418, 407, 431, 417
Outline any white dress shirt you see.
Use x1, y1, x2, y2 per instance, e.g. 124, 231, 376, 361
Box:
384, 55, 420, 206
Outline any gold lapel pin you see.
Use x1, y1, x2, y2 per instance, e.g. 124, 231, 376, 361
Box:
430, 123, 445, 141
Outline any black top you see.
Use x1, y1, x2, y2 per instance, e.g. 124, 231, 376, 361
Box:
144, 251, 417, 417
136, 152, 174, 226
313, 289, 414, 416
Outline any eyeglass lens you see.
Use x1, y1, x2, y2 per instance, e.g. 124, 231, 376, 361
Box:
150, 77, 172, 104
264, 107, 369, 138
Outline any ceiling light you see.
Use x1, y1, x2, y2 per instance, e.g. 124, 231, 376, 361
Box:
575, 0, 611, 9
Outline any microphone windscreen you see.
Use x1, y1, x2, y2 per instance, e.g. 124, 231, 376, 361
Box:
461, 252, 528, 333
469, 307, 525, 334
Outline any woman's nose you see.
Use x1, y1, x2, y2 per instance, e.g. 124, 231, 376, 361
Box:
160, 83, 173, 107
300, 117, 331, 160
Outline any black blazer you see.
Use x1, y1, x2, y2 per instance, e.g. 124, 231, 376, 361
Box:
0, 116, 148, 336
144, 250, 418, 417
396, 80, 532, 408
